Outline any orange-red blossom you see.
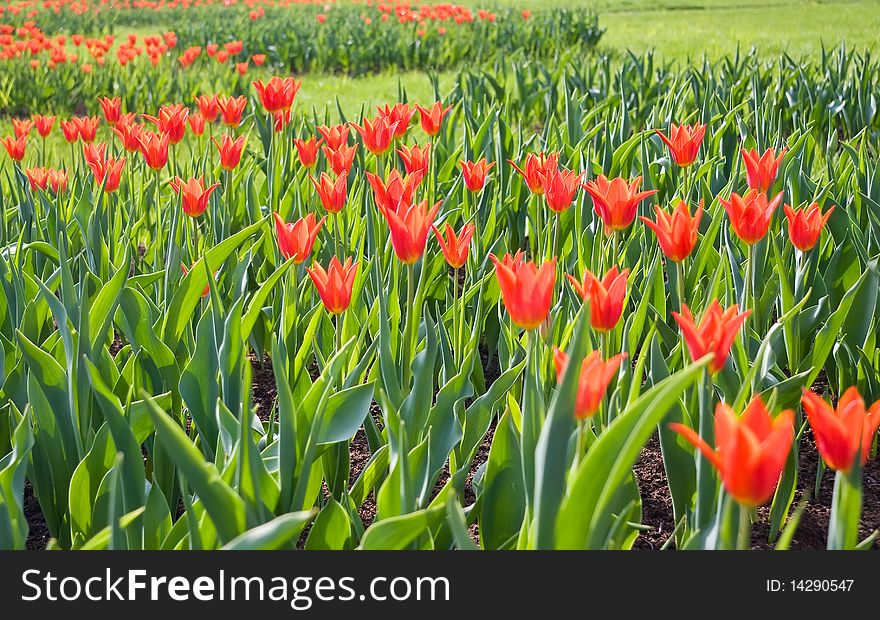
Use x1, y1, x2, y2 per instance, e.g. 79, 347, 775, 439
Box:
640, 200, 703, 262
307, 257, 359, 315
489, 250, 555, 331
273, 212, 325, 263
656, 123, 706, 167
379, 199, 440, 265
720, 189, 783, 245
566, 266, 628, 333
433, 223, 475, 269
171, 176, 221, 218
553, 348, 627, 420
801, 387, 880, 474
583, 175, 657, 232
783, 202, 834, 252
742, 147, 786, 193
672, 300, 750, 374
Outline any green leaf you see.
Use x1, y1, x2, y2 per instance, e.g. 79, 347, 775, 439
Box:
305, 498, 352, 550
222, 511, 316, 550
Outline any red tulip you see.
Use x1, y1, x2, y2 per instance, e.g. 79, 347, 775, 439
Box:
552, 348, 627, 420
273, 212, 325, 263
33, 114, 55, 138
720, 189, 783, 245
317, 124, 350, 150
112, 121, 143, 152
253, 76, 300, 113
98, 96, 122, 126
25, 167, 48, 191
144, 104, 188, 145
138, 130, 170, 170
397, 143, 431, 175
88, 155, 125, 193
672, 300, 750, 374
12, 118, 33, 139
322, 143, 358, 176
236, 62, 248, 76
489, 251, 555, 331
433, 222, 475, 269
170, 176, 220, 217
188, 112, 206, 136
459, 158, 495, 192
378, 199, 440, 264
583, 175, 658, 232
366, 169, 424, 215
73, 116, 100, 143
252, 54, 266, 66
306, 257, 359, 314
377, 102, 413, 139
82, 142, 106, 169
671, 397, 794, 506
60, 119, 79, 143
656, 123, 706, 167
310, 172, 347, 214
783, 202, 834, 252
195, 94, 220, 123
640, 200, 703, 262
741, 147, 785, 193
510, 152, 558, 195
1, 135, 26, 161
566, 266, 628, 333
543, 168, 584, 213
350, 116, 398, 156
212, 134, 246, 171
293, 137, 322, 168
218, 95, 247, 127
47, 168, 67, 195
415, 101, 453, 136
801, 387, 880, 474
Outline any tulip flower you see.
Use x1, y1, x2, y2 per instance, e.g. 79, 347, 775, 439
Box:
378, 102, 414, 139
317, 124, 350, 150
306, 257, 359, 315
1, 135, 27, 161
33, 114, 55, 138
720, 189, 783, 245
350, 116, 398, 156
672, 300, 750, 374
112, 121, 144, 153
397, 143, 431, 175
366, 169, 424, 214
460, 158, 495, 192
741, 147, 786, 192
82, 142, 106, 169
552, 348, 627, 420
801, 387, 880, 474
783, 202, 834, 252
670, 396, 794, 507
73, 116, 100, 143
566, 266, 629, 333
378, 199, 440, 264
144, 104, 189, 145
310, 172, 347, 214
139, 130, 170, 170
656, 123, 706, 167
195, 94, 220, 123
293, 137, 322, 168
253, 76, 300, 113
12, 118, 33, 139
543, 168, 584, 213
47, 169, 67, 195
509, 152, 558, 195
273, 212, 325, 263
170, 176, 220, 218
433, 223, 475, 269
415, 101, 453, 136
322, 143, 358, 176
583, 175, 658, 232
489, 251, 555, 330
212, 134, 246, 171
98, 96, 122, 126
60, 120, 79, 143
25, 167, 48, 191
640, 200, 703, 262
218, 95, 247, 127
88, 155, 126, 193
188, 112, 206, 136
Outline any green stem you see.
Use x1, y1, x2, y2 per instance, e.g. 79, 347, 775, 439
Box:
402, 263, 416, 387
574, 419, 585, 469
694, 371, 715, 530
736, 503, 751, 551
828, 468, 862, 550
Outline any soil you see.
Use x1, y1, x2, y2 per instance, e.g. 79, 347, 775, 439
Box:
24, 481, 50, 551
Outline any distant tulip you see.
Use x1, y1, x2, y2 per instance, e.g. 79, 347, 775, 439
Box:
253, 76, 300, 113
566, 266, 629, 332
195, 94, 220, 123
397, 143, 431, 175
377, 103, 413, 139
82, 142, 106, 169
293, 137, 322, 168
25, 167, 48, 191
98, 96, 122, 126
742, 147, 786, 192
88, 155, 125, 193
378, 199, 440, 264
1, 135, 26, 161
720, 189, 783, 245
510, 152, 558, 195
144, 104, 188, 144
60, 120, 79, 143
170, 176, 220, 217
188, 112, 206, 136
433, 223, 475, 269
584, 175, 658, 232
350, 116, 398, 156
307, 257, 359, 315
138, 130, 170, 170
366, 169, 424, 214
783, 202, 834, 252
459, 158, 495, 192
490, 251, 555, 331
552, 348, 627, 420
218, 95, 247, 127
47, 169, 67, 195
415, 101, 453, 136
212, 134, 246, 171
33, 114, 56, 138
640, 200, 703, 262
671, 397, 793, 506
111, 121, 143, 152
801, 387, 880, 474
656, 123, 706, 167
672, 300, 750, 374
322, 143, 358, 176
73, 115, 100, 143
273, 212, 325, 263
317, 124, 350, 150
543, 168, 584, 213
12, 118, 33, 139
252, 54, 266, 66
310, 172, 347, 214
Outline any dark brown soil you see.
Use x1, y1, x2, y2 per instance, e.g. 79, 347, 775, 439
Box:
248, 352, 277, 421
24, 482, 50, 551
